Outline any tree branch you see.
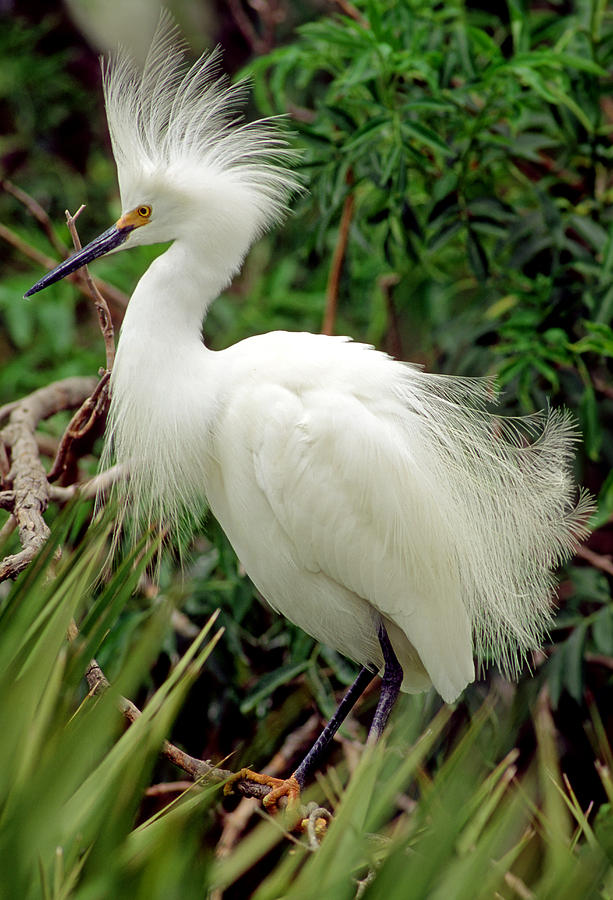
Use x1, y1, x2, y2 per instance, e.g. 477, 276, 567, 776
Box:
0, 377, 98, 581
79, 636, 275, 800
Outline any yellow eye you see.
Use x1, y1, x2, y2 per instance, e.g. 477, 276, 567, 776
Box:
138, 205, 152, 218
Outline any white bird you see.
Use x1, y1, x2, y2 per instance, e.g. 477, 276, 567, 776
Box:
26, 15, 592, 805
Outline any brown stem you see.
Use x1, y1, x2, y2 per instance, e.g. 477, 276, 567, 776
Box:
332, 0, 369, 27
576, 545, 613, 577
322, 180, 355, 336
47, 373, 111, 483
0, 221, 128, 315
378, 273, 402, 358
65, 208, 116, 370
2, 178, 69, 258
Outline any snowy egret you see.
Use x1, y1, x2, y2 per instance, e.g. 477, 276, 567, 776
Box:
26, 15, 592, 806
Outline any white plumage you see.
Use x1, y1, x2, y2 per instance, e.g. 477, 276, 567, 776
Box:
30, 14, 592, 707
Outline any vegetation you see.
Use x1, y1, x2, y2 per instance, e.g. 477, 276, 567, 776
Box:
0, 1, 612, 897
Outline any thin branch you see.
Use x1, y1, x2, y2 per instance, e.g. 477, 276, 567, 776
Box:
2, 178, 69, 258
378, 273, 402, 359
144, 781, 195, 797
0, 223, 59, 271
0, 514, 17, 544
576, 545, 613, 577
216, 713, 322, 859
48, 465, 123, 504
65, 207, 116, 369
585, 653, 613, 671
331, 0, 369, 28
0, 376, 99, 429
593, 375, 613, 402
321, 178, 355, 336
47, 372, 111, 483
0, 404, 51, 580
0, 491, 15, 510
0, 223, 128, 314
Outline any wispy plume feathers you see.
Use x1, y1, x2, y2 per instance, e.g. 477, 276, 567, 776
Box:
102, 9, 297, 222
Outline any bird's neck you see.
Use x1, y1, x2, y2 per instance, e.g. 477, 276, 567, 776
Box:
121, 238, 233, 344
105, 239, 231, 533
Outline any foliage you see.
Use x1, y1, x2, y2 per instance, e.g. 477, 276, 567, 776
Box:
0, 519, 612, 899
248, 0, 613, 420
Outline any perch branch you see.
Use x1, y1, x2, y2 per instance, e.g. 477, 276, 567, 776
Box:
77, 634, 275, 800
378, 273, 402, 359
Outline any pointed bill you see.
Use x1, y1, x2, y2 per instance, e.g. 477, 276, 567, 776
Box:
24, 222, 134, 298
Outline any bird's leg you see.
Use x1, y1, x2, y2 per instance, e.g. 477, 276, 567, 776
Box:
226, 665, 376, 811
291, 664, 377, 789
227, 625, 403, 811
367, 623, 403, 744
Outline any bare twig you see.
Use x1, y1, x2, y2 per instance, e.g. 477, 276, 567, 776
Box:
1, 222, 128, 313
576, 545, 613, 577
0, 403, 51, 580
0, 514, 17, 544
0, 223, 59, 271
2, 178, 68, 258
47, 372, 111, 483
48, 465, 123, 504
2, 179, 128, 313
226, 0, 283, 54
65, 207, 116, 369
332, 0, 369, 28
378, 273, 402, 359
585, 653, 613, 671
593, 375, 613, 402
321, 178, 355, 336
144, 781, 195, 797
0, 491, 15, 510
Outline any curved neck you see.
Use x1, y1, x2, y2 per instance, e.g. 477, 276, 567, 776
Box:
120, 238, 232, 345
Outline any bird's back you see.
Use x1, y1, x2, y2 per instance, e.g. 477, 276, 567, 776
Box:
200, 331, 590, 702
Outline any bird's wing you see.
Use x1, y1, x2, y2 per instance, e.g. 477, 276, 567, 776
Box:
250, 378, 475, 703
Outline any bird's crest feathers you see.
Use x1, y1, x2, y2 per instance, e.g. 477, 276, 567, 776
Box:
102, 10, 297, 226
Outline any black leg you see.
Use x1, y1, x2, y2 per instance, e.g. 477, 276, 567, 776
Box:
292, 665, 376, 788
367, 623, 403, 744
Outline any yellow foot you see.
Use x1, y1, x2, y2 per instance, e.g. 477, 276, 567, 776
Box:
224, 768, 301, 812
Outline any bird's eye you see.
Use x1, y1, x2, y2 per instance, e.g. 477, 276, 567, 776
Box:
138, 205, 152, 218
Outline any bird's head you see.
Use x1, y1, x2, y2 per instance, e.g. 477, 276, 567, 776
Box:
25, 12, 299, 298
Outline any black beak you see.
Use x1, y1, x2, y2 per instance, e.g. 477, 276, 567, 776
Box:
24, 222, 133, 298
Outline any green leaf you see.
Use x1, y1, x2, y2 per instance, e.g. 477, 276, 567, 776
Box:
592, 608, 613, 656
466, 229, 489, 281
563, 623, 587, 703
401, 120, 450, 155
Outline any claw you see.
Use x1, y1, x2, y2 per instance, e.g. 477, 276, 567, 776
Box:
224, 768, 301, 812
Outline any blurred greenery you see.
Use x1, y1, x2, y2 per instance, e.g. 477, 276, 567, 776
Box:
1, 0, 612, 897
